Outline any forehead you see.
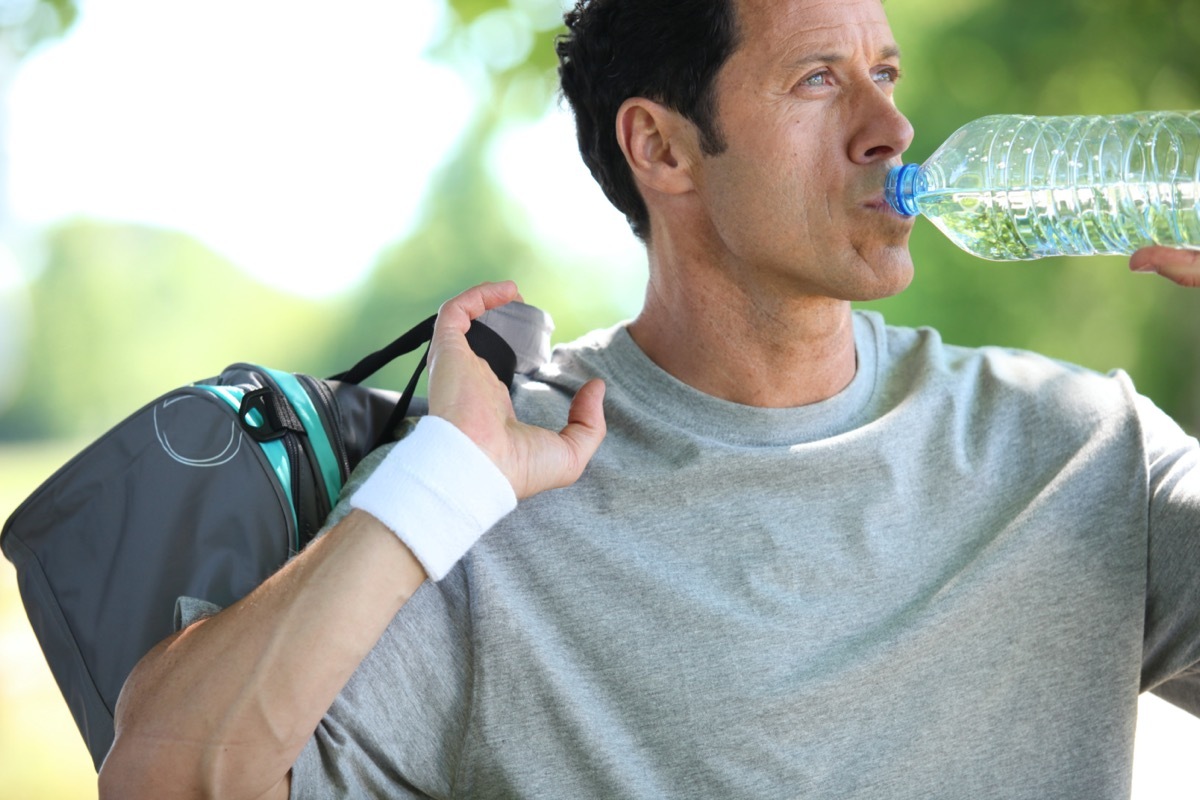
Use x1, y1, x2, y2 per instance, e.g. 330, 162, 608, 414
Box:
730, 0, 897, 66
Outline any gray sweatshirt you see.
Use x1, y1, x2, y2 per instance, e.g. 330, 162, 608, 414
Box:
274, 311, 1200, 799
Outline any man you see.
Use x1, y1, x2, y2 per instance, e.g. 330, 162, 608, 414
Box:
99, 0, 1200, 797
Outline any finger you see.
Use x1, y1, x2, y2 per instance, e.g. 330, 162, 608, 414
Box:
510, 379, 607, 499
427, 282, 520, 419
434, 281, 520, 340
1130, 247, 1200, 288
555, 379, 608, 484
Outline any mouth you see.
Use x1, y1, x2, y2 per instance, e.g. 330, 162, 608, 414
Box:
861, 194, 907, 218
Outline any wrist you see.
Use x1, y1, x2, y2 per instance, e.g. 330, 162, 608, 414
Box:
349, 416, 517, 580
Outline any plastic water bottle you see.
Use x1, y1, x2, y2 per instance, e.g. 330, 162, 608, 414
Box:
884, 111, 1200, 260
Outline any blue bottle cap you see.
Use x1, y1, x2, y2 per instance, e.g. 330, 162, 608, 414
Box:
885, 164, 920, 217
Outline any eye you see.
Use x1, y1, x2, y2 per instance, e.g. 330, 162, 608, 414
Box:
800, 69, 833, 87
873, 66, 902, 84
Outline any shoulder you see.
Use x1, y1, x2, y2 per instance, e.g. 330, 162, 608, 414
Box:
856, 310, 1142, 436
859, 309, 1135, 397
510, 323, 627, 424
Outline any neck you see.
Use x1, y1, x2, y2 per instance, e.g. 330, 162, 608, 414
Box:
627, 248, 858, 409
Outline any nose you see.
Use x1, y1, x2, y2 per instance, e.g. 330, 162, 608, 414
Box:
849, 96, 914, 165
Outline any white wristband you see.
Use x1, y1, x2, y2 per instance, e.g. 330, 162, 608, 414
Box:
349, 416, 517, 581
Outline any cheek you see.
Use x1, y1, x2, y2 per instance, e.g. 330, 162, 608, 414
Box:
787, 173, 838, 239
700, 127, 833, 237
781, 135, 838, 219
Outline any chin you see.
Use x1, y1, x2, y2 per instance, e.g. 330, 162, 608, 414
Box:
838, 243, 914, 301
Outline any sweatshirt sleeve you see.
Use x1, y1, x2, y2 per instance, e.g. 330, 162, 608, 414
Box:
1137, 392, 1200, 712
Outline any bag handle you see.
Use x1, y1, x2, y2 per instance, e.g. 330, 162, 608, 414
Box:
329, 313, 517, 447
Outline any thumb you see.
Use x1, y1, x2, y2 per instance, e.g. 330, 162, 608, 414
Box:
549, 379, 608, 491
1131, 246, 1200, 288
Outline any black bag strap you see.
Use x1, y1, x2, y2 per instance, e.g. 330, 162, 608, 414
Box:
329, 314, 436, 385
330, 313, 518, 448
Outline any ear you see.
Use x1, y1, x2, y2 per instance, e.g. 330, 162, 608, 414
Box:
615, 97, 698, 196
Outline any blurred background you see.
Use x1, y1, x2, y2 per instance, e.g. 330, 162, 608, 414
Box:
0, 0, 1197, 796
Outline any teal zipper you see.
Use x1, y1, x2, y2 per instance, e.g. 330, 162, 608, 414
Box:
194, 384, 297, 534
261, 367, 343, 513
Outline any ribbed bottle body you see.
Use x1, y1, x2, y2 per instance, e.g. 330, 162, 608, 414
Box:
892, 112, 1200, 260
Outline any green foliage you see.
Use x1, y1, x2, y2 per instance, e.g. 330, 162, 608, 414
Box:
436, 0, 566, 117
0, 0, 78, 56
39, 0, 75, 30
319, 116, 630, 392
319, 127, 551, 390
0, 128, 633, 439
0, 220, 335, 439
447, 0, 498, 24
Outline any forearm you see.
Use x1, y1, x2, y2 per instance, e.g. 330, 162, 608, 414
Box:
96, 281, 606, 798
98, 509, 426, 799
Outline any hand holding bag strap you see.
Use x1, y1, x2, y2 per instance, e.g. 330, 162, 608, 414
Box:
330, 315, 517, 449
376, 319, 516, 447
330, 316, 516, 391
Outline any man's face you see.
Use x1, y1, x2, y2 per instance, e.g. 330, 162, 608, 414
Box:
690, 0, 916, 302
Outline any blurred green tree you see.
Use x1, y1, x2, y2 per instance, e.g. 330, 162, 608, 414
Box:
319, 110, 631, 394
0, 219, 334, 439
0, 0, 76, 57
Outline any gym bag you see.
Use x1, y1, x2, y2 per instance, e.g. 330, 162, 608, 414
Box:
0, 300, 553, 770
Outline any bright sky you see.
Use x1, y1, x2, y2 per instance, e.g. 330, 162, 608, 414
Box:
5, 0, 642, 298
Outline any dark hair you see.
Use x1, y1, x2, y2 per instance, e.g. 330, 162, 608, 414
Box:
556, 0, 741, 241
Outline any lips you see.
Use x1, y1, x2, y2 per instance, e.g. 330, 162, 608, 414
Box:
859, 166, 905, 212
861, 194, 906, 215
861, 194, 889, 210
858, 193, 914, 225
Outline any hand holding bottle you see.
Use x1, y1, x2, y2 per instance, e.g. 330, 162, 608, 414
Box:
1131, 246, 1200, 288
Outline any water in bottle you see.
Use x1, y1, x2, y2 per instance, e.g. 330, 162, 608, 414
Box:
884, 111, 1200, 260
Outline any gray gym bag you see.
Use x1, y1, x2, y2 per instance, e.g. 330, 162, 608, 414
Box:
0, 301, 552, 770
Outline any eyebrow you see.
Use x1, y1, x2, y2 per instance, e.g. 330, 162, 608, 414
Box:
786, 45, 902, 71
